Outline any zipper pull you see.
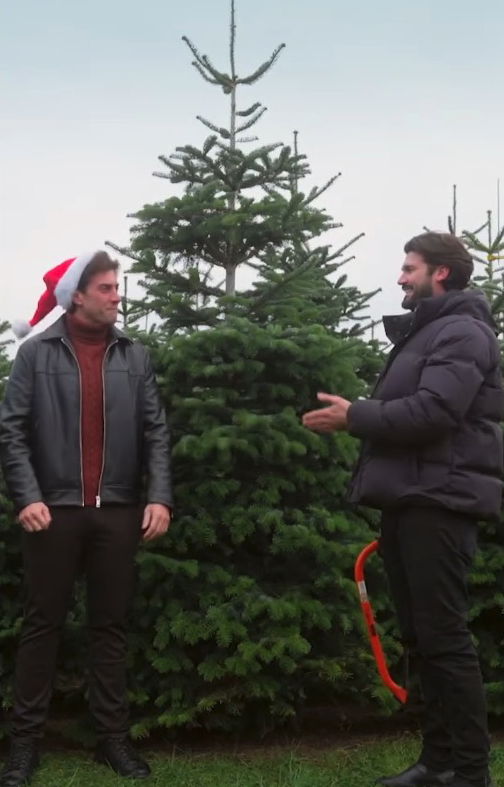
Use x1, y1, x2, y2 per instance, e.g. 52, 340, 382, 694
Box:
95, 496, 101, 508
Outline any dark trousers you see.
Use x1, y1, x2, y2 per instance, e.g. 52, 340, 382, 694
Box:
11, 505, 142, 741
380, 507, 490, 785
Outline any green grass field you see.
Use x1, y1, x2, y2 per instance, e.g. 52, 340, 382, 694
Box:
16, 734, 504, 787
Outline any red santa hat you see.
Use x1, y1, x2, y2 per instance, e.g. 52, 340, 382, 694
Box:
11, 251, 98, 340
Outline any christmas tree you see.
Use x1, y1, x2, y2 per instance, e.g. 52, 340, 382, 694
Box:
112, 0, 375, 338
0, 323, 20, 733
461, 191, 504, 716
463, 208, 504, 335
108, 2, 392, 736
423, 186, 504, 717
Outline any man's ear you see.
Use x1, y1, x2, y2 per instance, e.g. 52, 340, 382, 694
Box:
72, 289, 84, 307
433, 265, 450, 284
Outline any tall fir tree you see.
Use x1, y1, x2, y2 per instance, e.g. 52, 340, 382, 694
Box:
0, 3, 394, 740
461, 192, 504, 715
0, 323, 20, 734
106, 1, 392, 736
423, 186, 504, 715
463, 208, 504, 336
111, 0, 375, 338
425, 183, 504, 325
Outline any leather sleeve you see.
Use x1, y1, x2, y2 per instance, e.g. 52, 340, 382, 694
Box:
142, 348, 174, 508
0, 341, 43, 511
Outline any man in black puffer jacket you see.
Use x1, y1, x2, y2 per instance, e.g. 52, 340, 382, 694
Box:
303, 232, 503, 787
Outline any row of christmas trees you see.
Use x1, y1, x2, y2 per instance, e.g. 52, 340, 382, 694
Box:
1, 0, 503, 737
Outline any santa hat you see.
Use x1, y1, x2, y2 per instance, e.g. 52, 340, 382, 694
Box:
12, 252, 98, 340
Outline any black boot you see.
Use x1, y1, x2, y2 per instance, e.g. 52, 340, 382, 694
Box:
94, 737, 151, 779
0, 739, 40, 787
377, 763, 455, 787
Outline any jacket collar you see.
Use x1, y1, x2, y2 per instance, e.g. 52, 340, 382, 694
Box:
39, 315, 132, 343
382, 289, 495, 346
382, 312, 414, 346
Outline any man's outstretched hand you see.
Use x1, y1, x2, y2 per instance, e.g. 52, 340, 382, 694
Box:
302, 392, 351, 433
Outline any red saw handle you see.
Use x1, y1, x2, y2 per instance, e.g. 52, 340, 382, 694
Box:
354, 540, 408, 704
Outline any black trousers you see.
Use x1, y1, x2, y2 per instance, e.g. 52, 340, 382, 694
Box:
380, 507, 490, 785
11, 505, 142, 741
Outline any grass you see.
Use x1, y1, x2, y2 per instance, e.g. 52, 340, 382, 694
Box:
19, 734, 504, 787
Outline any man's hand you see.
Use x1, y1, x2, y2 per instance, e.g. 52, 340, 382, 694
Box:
302, 392, 352, 433
18, 502, 52, 532
142, 503, 171, 542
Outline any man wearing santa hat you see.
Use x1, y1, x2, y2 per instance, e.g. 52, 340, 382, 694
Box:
0, 251, 173, 785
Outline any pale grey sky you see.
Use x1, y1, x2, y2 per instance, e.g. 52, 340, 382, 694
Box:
1, 0, 503, 340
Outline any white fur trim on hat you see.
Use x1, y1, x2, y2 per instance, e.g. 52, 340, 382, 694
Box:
11, 320, 33, 340
54, 251, 97, 310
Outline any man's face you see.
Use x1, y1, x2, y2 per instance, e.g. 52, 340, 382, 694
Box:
73, 270, 121, 326
398, 252, 448, 310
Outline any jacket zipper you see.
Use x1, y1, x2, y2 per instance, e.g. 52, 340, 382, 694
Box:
61, 338, 85, 507
95, 339, 118, 508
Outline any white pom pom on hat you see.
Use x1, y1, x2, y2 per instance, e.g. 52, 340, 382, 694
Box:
11, 320, 34, 340
11, 252, 98, 340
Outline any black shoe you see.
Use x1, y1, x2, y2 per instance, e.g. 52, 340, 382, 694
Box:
94, 737, 151, 779
377, 763, 455, 787
0, 740, 40, 787
450, 779, 494, 787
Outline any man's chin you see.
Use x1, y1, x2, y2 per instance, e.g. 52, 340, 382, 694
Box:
97, 312, 118, 326
401, 295, 416, 311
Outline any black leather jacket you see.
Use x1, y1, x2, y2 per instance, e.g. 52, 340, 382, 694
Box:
0, 317, 173, 512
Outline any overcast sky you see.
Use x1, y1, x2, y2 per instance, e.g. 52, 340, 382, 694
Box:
1, 0, 503, 342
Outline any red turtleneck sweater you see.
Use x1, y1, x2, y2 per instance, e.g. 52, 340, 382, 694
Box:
65, 313, 109, 506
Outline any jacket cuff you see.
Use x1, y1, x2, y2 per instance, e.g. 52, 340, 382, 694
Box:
14, 493, 45, 515
347, 398, 382, 439
147, 495, 174, 511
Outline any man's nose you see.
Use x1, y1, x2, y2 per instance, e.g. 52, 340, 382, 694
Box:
397, 273, 407, 286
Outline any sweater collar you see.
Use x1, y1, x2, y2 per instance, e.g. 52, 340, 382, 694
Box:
64, 312, 110, 344
38, 315, 132, 344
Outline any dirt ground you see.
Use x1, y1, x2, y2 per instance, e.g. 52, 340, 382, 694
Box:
3, 705, 501, 755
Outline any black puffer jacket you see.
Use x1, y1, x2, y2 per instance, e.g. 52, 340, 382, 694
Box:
347, 290, 504, 521
0, 317, 173, 512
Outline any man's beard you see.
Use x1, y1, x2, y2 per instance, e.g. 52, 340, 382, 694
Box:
401, 279, 434, 311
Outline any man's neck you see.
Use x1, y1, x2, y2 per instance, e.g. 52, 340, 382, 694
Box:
65, 311, 110, 343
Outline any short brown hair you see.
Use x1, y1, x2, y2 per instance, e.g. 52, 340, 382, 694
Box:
77, 251, 120, 292
404, 232, 474, 290
68, 251, 120, 313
